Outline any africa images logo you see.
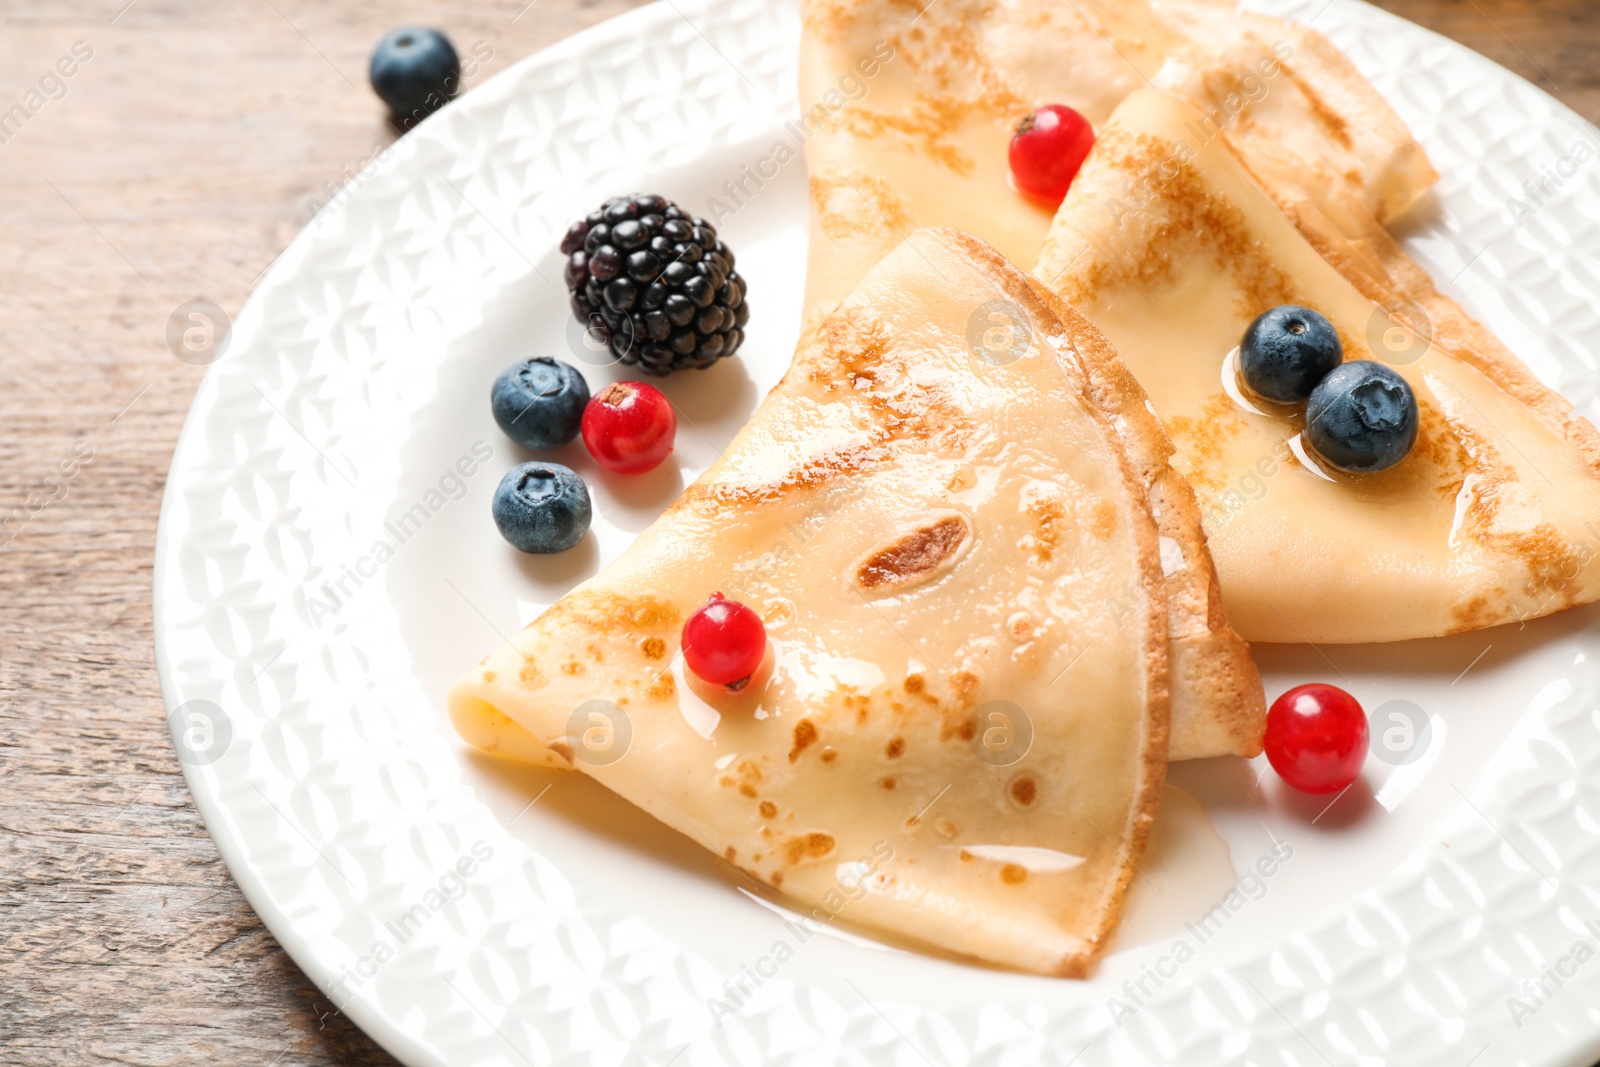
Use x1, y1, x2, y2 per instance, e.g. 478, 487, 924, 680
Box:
304, 440, 493, 624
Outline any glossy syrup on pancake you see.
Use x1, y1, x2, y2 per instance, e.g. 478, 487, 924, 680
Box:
1036, 89, 1600, 643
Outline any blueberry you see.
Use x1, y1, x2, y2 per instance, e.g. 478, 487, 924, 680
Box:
1239, 305, 1343, 403
369, 28, 460, 126
492, 463, 591, 553
491, 357, 589, 450
1305, 361, 1418, 473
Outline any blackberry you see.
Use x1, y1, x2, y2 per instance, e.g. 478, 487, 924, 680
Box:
561, 193, 748, 375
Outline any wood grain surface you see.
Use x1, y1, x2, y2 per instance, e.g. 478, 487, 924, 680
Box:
0, 2, 1592, 1065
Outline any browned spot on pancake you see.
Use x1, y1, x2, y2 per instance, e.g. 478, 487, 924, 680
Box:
957, 849, 974, 863
718, 776, 734, 788
1025, 492, 1066, 563
1441, 413, 1584, 617
752, 852, 762, 863
547, 740, 574, 766
541, 590, 681, 638
936, 672, 981, 742
885, 736, 905, 759
939, 703, 976, 742
1407, 398, 1473, 496
810, 307, 972, 445
857, 516, 970, 590
806, 2, 1031, 170
783, 831, 837, 865
903, 673, 925, 694
935, 817, 957, 837
1449, 593, 1498, 634
771, 871, 783, 887
759, 800, 777, 819
678, 306, 971, 509
1279, 63, 1353, 150
561, 660, 584, 676
1064, 131, 1298, 316
1166, 394, 1250, 495
882, 777, 896, 790
518, 661, 543, 687
739, 760, 764, 782
641, 636, 666, 660
1091, 500, 1117, 539
738, 783, 757, 799
686, 443, 881, 508
789, 718, 818, 762
725, 846, 737, 862
586, 644, 603, 662
647, 671, 675, 702
1009, 776, 1038, 808
1520, 524, 1584, 597
820, 748, 838, 764
810, 305, 891, 383
827, 105, 974, 175
1000, 864, 1028, 886
811, 173, 918, 239
481, 670, 496, 684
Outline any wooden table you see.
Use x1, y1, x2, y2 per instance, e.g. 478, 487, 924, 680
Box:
1, 2, 1592, 1064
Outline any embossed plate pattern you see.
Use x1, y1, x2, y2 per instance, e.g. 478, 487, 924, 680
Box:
154, 0, 1600, 1063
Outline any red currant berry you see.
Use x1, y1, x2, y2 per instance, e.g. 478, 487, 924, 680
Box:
681, 593, 766, 687
581, 381, 676, 474
1009, 104, 1096, 207
1264, 683, 1368, 794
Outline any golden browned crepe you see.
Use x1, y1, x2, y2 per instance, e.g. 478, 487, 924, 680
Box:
794, 0, 1454, 753
1035, 89, 1600, 643
797, 0, 1436, 330
453, 229, 1169, 976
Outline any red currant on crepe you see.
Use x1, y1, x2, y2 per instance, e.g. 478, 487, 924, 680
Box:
682, 593, 767, 688
581, 380, 676, 474
1264, 683, 1369, 794
1009, 104, 1096, 207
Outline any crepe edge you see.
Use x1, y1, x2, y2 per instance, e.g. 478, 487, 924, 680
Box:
1017, 266, 1266, 761
918, 226, 1171, 972
1259, 15, 1440, 223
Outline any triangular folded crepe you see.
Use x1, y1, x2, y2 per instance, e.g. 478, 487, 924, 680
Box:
1035, 89, 1600, 643
797, 0, 1434, 330
452, 229, 1169, 975
797, 0, 1437, 756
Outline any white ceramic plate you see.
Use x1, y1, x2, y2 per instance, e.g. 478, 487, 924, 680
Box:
153, 0, 1600, 1063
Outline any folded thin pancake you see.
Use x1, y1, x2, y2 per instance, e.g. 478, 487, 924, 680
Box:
452, 229, 1169, 976
1035, 89, 1600, 643
1263, 171, 1600, 476
798, 0, 1435, 330
1020, 275, 1263, 758
802, 0, 1445, 756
